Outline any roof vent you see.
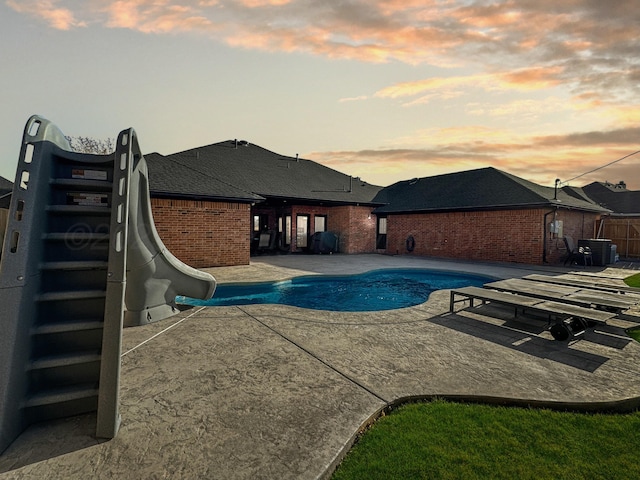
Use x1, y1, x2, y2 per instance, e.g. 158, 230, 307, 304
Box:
409, 178, 418, 185
238, 140, 249, 147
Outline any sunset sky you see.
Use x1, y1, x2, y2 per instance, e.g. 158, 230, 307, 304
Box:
1, 0, 639, 189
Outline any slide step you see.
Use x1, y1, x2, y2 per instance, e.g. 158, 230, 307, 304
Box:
42, 232, 110, 242
46, 205, 111, 215
40, 260, 109, 271
22, 385, 99, 409
37, 290, 106, 302
50, 178, 112, 191
31, 319, 104, 335
29, 352, 101, 371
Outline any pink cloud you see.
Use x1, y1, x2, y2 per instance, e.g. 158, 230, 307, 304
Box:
6, 0, 638, 189
104, 1, 212, 33
374, 66, 566, 104
236, 0, 292, 6
307, 127, 640, 189
7, 0, 85, 30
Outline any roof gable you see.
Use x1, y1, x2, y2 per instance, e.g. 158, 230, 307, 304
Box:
148, 140, 382, 205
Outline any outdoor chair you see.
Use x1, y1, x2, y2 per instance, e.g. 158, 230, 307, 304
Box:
563, 235, 579, 265
256, 230, 277, 254
578, 246, 593, 266
563, 235, 592, 266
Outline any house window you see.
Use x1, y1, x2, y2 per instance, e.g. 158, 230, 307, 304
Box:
376, 216, 387, 249
284, 215, 291, 246
314, 215, 326, 233
297, 214, 309, 248
253, 215, 260, 233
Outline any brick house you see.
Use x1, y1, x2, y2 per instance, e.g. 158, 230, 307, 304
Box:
145, 141, 383, 267
370, 167, 610, 265
0, 151, 620, 267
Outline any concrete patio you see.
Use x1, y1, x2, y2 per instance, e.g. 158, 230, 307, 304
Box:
1, 254, 639, 479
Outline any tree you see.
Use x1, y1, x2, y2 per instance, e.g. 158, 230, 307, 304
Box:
65, 136, 115, 154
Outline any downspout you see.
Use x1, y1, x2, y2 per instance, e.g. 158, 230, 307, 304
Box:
544, 178, 561, 264
542, 208, 557, 264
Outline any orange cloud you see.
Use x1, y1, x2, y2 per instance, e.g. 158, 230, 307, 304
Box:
307, 127, 640, 189
7, 0, 85, 30
374, 66, 565, 104
6, 0, 638, 190
105, 1, 212, 33
499, 66, 564, 90
237, 0, 293, 6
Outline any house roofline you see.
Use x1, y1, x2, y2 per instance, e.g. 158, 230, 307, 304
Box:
374, 202, 610, 215
150, 191, 262, 204
256, 193, 384, 207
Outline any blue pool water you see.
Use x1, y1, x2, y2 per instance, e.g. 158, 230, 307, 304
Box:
177, 268, 491, 312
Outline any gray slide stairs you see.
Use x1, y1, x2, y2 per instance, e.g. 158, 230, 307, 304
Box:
0, 116, 215, 454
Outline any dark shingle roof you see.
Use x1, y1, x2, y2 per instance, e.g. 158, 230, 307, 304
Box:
146, 140, 383, 205
581, 182, 640, 214
0, 176, 12, 196
0, 176, 13, 208
373, 167, 609, 214
145, 152, 263, 202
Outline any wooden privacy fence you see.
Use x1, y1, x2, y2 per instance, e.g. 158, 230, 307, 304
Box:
596, 217, 640, 258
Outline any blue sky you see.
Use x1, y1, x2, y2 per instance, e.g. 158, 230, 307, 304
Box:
1, 0, 639, 188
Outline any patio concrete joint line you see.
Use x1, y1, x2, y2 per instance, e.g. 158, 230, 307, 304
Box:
121, 307, 207, 357
236, 306, 389, 404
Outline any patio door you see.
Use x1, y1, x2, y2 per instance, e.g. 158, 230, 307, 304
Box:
278, 215, 292, 248
296, 214, 309, 249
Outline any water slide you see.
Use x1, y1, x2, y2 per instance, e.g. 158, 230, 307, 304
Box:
0, 116, 216, 454
124, 132, 216, 326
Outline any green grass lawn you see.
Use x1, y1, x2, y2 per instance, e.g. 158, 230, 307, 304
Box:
332, 400, 640, 480
624, 273, 640, 288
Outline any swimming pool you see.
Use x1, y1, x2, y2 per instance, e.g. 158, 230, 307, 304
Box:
177, 268, 492, 312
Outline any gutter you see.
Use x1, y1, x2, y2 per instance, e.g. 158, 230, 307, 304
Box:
542, 208, 557, 264
150, 191, 262, 204
373, 201, 609, 216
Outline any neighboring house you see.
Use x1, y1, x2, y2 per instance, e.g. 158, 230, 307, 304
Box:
145, 140, 383, 267
371, 167, 610, 265
581, 181, 640, 215
580, 181, 640, 258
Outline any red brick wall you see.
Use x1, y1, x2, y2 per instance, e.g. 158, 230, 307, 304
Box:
544, 209, 599, 263
328, 205, 377, 254
385, 208, 601, 265
151, 197, 251, 267
150, 198, 601, 267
